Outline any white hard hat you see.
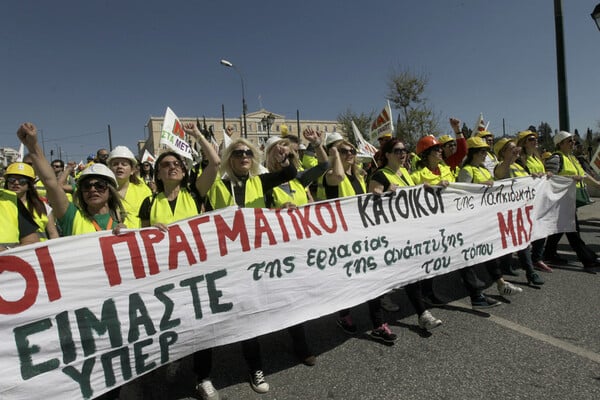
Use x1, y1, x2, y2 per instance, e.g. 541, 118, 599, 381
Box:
264, 136, 285, 156
553, 130, 573, 146
325, 132, 344, 148
78, 163, 117, 187
107, 145, 137, 166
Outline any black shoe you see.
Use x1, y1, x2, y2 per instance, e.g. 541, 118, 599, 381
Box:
502, 267, 520, 277
526, 272, 545, 285
583, 263, 600, 274
471, 295, 501, 309
545, 254, 568, 264
369, 323, 397, 344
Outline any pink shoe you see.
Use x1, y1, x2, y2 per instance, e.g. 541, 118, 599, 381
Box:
534, 261, 553, 273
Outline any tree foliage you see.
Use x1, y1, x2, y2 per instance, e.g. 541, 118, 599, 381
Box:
336, 108, 374, 147
385, 67, 440, 148
536, 121, 554, 152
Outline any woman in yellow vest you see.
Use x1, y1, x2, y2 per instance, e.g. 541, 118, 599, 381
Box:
195, 138, 297, 398
107, 146, 152, 229
320, 139, 397, 344
262, 129, 329, 368
411, 135, 455, 186
139, 123, 220, 229
544, 131, 600, 272
368, 138, 443, 329
494, 138, 545, 286
17, 122, 126, 237
4, 162, 59, 241
409, 136, 454, 306
0, 184, 39, 251
515, 130, 553, 273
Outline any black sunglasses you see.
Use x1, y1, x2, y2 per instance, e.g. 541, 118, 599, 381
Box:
7, 176, 30, 185
232, 149, 254, 158
392, 148, 408, 155
81, 180, 109, 192
338, 148, 357, 155
159, 160, 182, 169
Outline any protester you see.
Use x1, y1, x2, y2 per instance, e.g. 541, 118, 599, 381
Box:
106, 146, 153, 229
368, 138, 443, 329
321, 137, 398, 344
544, 131, 600, 273
196, 138, 297, 397
139, 160, 156, 192
0, 164, 41, 251
516, 130, 552, 273
493, 138, 545, 285
439, 117, 467, 174
17, 122, 127, 400
262, 127, 329, 367
4, 162, 59, 241
476, 130, 498, 175
96, 148, 109, 165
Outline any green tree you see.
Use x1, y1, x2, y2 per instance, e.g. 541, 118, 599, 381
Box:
385, 67, 440, 148
537, 122, 553, 153
337, 108, 374, 147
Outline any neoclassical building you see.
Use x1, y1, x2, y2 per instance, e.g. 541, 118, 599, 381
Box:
138, 109, 339, 157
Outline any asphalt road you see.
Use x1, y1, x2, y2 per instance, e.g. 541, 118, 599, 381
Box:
119, 199, 600, 400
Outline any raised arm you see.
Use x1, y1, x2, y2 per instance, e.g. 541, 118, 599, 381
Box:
17, 123, 70, 219
185, 123, 221, 197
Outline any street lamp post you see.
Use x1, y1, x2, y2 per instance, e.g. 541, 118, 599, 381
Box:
592, 3, 600, 31
220, 59, 248, 139
261, 113, 275, 139
554, 0, 569, 132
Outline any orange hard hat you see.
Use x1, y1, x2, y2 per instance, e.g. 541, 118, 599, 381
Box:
416, 135, 441, 155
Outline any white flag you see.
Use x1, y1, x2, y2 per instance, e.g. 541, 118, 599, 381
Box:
16, 143, 24, 162
141, 149, 156, 165
159, 107, 193, 159
351, 121, 377, 157
369, 101, 394, 142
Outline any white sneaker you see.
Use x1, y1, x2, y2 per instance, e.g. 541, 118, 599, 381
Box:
196, 379, 220, 400
250, 369, 269, 393
380, 293, 400, 312
418, 310, 442, 330
497, 281, 523, 296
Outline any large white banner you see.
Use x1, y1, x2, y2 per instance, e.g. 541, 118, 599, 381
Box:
0, 176, 575, 399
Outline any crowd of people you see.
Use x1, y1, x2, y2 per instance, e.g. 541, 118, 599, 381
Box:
1, 119, 599, 400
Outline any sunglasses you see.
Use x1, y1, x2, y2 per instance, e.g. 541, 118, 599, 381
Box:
338, 148, 357, 155
392, 148, 408, 155
81, 180, 109, 192
52, 164, 63, 168
444, 142, 457, 147
159, 160, 182, 169
431, 146, 443, 152
527, 136, 537, 141
231, 149, 254, 158
7, 176, 30, 186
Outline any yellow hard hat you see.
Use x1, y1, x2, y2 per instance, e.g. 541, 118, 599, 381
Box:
517, 130, 538, 143
466, 137, 490, 150
438, 135, 455, 145
6, 162, 35, 179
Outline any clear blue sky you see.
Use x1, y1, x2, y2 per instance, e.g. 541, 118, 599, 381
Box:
1, 0, 599, 161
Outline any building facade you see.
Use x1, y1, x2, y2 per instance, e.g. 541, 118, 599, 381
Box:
138, 109, 340, 158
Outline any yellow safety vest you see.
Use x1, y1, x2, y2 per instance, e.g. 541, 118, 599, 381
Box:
71, 210, 117, 235
525, 155, 545, 174
207, 176, 265, 209
149, 189, 199, 225
271, 179, 309, 207
0, 189, 20, 246
26, 200, 49, 241
509, 162, 529, 178
121, 182, 152, 229
411, 164, 455, 185
458, 165, 493, 184
379, 166, 415, 187
556, 151, 586, 188
316, 173, 366, 200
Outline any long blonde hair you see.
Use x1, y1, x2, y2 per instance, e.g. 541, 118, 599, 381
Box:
221, 138, 262, 185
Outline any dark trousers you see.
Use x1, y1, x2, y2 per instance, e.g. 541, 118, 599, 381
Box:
544, 215, 596, 265
339, 296, 383, 328
288, 323, 311, 358
405, 281, 426, 315
531, 238, 546, 263
193, 337, 263, 380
